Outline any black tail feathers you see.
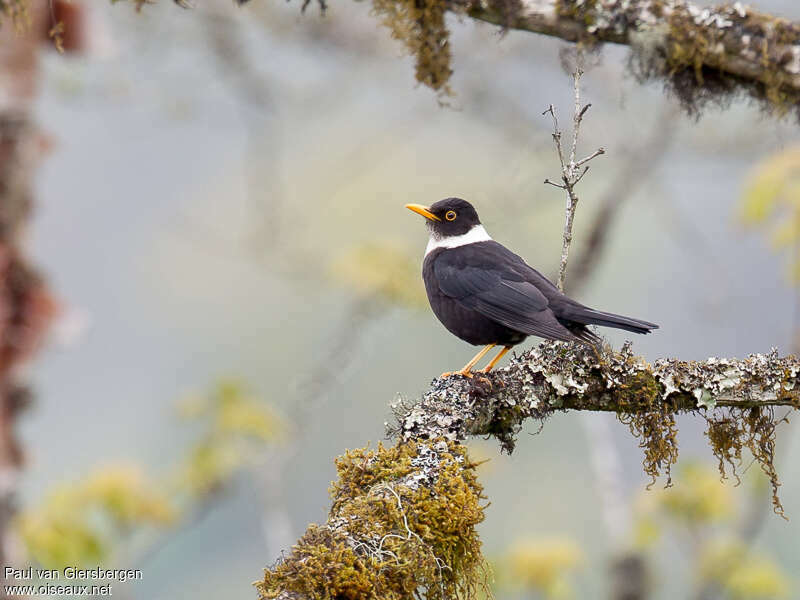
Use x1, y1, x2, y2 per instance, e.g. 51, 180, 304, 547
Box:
569, 307, 658, 335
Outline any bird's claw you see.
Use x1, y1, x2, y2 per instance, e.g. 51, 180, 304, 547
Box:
439, 370, 474, 379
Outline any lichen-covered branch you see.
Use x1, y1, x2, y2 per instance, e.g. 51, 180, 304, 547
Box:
259, 341, 798, 599
368, 0, 800, 114
455, 0, 800, 114
257, 440, 487, 600
110, 0, 800, 115
392, 340, 796, 514
392, 341, 799, 451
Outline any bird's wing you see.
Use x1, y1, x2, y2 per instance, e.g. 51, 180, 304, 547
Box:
502, 245, 659, 335
433, 242, 579, 342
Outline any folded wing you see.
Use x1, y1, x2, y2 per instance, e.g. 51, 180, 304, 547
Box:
433, 244, 581, 343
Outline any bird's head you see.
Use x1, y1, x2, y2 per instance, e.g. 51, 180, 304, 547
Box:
405, 197, 481, 239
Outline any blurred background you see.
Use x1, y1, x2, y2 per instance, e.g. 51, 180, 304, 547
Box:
4, 0, 800, 598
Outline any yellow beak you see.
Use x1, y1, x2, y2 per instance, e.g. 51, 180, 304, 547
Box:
405, 204, 441, 222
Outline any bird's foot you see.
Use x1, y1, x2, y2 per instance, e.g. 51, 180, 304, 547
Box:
439, 369, 474, 379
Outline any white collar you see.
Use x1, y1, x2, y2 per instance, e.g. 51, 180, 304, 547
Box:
425, 225, 493, 257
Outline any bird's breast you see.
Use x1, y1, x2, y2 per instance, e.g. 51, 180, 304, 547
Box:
422, 249, 526, 346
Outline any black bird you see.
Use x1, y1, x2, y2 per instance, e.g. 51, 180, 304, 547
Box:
406, 198, 658, 377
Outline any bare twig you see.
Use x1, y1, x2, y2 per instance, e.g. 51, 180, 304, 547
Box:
566, 103, 678, 295
543, 178, 565, 189
575, 149, 604, 169
543, 66, 605, 292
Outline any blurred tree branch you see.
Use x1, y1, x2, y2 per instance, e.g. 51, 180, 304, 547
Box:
110, 1, 800, 116
455, 0, 800, 114
0, 0, 71, 592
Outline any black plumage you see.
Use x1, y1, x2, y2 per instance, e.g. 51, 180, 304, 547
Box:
407, 198, 658, 377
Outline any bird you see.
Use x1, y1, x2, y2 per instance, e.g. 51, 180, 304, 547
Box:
406, 197, 658, 378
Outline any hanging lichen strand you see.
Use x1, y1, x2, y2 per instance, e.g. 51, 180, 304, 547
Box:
705, 407, 789, 518
556, 0, 800, 116
257, 441, 487, 600
0, 0, 28, 27
370, 0, 453, 94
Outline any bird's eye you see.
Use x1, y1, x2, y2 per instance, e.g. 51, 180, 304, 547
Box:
445, 211, 457, 221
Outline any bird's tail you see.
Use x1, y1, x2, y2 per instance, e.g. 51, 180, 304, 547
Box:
568, 307, 659, 335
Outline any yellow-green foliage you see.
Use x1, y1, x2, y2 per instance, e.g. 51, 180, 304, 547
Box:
17, 464, 175, 568
701, 540, 791, 600
258, 440, 487, 600
331, 241, 428, 309
634, 463, 792, 599
370, 0, 452, 94
740, 146, 800, 282
177, 379, 285, 495
634, 462, 733, 551
17, 379, 282, 570
645, 462, 735, 527
503, 537, 583, 599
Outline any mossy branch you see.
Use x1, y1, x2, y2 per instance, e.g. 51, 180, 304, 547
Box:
259, 341, 798, 599
258, 440, 488, 600
109, 0, 800, 114
370, 0, 800, 114
452, 0, 800, 114
391, 341, 800, 451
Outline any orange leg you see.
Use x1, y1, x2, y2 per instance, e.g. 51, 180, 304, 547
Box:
479, 345, 512, 373
441, 344, 495, 378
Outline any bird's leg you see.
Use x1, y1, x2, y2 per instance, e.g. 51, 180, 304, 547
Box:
478, 345, 512, 373
441, 344, 495, 378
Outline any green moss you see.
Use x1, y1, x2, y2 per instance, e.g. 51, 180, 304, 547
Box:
705, 415, 743, 484
705, 407, 789, 519
257, 440, 487, 600
657, 5, 800, 117
370, 0, 453, 94
617, 371, 661, 409
615, 370, 679, 489
558, 0, 800, 119
482, 401, 535, 454
619, 406, 679, 489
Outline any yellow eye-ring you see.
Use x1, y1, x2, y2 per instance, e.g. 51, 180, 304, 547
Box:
445, 210, 457, 221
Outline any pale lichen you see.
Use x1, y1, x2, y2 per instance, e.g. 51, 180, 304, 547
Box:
556, 0, 800, 117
